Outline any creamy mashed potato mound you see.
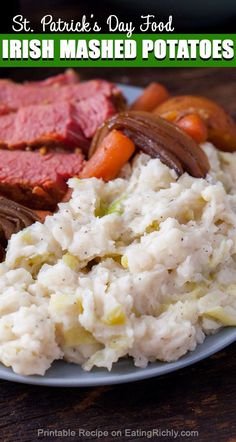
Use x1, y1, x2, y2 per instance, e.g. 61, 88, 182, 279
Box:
1, 142, 236, 375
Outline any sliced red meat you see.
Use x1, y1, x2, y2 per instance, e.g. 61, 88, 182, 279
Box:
0, 79, 121, 113
24, 69, 79, 87
0, 150, 84, 209
0, 103, 14, 116
0, 93, 116, 151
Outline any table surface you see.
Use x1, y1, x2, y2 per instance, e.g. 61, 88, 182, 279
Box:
0, 67, 235, 442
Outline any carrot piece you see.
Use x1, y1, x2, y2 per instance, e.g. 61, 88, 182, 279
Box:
34, 210, 52, 222
80, 129, 135, 181
130, 82, 169, 112
177, 113, 208, 144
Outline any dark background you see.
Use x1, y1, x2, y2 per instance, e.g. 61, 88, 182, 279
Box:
1, 0, 236, 33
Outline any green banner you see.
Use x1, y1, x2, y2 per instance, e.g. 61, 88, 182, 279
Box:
0, 34, 235, 67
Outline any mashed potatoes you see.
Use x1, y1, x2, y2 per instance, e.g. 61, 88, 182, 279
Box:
1, 142, 236, 375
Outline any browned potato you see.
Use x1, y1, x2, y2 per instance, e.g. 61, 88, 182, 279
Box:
130, 83, 169, 112
154, 95, 236, 152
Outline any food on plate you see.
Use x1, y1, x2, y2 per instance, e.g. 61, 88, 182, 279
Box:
80, 129, 135, 181
0, 77, 124, 114
130, 82, 169, 112
0, 95, 118, 151
0, 74, 235, 377
155, 95, 236, 151
0, 71, 125, 221
1, 142, 236, 375
0, 196, 39, 260
0, 150, 84, 209
34, 210, 53, 222
90, 111, 209, 178
0, 71, 126, 250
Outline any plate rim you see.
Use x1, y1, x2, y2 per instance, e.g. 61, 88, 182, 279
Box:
0, 328, 236, 387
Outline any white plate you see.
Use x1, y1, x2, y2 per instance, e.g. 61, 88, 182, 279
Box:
0, 84, 235, 386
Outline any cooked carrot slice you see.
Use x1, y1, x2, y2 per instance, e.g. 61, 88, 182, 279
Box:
130, 83, 170, 112
177, 113, 208, 144
80, 129, 135, 181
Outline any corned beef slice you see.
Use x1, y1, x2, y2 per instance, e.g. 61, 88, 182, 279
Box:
0, 103, 14, 116
0, 79, 119, 112
0, 150, 84, 209
24, 69, 79, 87
0, 93, 116, 150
